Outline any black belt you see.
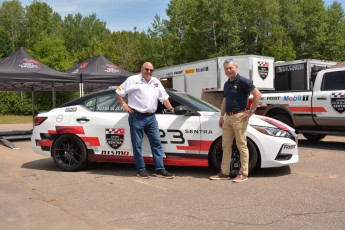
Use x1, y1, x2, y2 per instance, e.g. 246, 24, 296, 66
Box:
133, 110, 154, 116
225, 109, 246, 115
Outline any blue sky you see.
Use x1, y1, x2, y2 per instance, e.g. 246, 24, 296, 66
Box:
5, 0, 345, 32
18, 0, 170, 32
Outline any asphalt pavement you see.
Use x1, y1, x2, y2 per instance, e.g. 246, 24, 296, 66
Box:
1, 124, 345, 230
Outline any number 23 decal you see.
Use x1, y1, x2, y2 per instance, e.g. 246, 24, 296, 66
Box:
159, 129, 185, 144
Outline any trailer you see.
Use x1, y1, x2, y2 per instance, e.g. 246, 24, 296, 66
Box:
274, 59, 337, 91
154, 55, 275, 107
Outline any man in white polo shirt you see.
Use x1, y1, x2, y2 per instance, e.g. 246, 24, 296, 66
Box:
116, 62, 175, 179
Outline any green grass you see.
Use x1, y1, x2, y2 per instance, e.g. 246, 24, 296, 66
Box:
0, 115, 33, 124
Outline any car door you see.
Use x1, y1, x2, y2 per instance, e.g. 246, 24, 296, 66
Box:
76, 93, 133, 157
312, 70, 345, 131
153, 112, 202, 158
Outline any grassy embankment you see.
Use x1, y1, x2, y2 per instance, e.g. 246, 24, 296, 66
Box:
0, 115, 33, 124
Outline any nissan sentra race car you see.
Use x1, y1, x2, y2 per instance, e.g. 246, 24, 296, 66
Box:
31, 88, 298, 174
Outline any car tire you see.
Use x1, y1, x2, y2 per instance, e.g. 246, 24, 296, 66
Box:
302, 133, 326, 142
271, 114, 294, 128
209, 137, 258, 176
51, 134, 88, 172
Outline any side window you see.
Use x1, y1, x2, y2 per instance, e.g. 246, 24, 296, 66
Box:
83, 94, 126, 112
84, 98, 96, 111
155, 97, 182, 114
322, 71, 345, 91
95, 94, 118, 111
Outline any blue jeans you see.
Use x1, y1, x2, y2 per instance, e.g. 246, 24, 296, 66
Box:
128, 113, 165, 172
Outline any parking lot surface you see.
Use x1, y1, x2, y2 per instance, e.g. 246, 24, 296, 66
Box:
1, 124, 345, 230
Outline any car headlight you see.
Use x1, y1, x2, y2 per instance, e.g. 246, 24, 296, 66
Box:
251, 125, 291, 138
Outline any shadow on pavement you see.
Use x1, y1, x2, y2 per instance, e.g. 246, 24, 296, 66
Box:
21, 158, 60, 172
298, 139, 345, 151
21, 158, 292, 179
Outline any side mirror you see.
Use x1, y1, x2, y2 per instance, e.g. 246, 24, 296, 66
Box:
174, 105, 189, 115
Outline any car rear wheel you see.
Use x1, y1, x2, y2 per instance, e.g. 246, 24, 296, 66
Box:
209, 137, 258, 177
51, 134, 88, 171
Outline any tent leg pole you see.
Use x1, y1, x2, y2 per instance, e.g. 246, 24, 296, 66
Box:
52, 87, 56, 108
32, 91, 35, 129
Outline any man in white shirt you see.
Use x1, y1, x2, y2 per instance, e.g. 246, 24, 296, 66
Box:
116, 62, 175, 179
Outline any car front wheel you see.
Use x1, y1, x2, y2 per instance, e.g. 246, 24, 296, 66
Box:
51, 134, 88, 171
209, 137, 258, 177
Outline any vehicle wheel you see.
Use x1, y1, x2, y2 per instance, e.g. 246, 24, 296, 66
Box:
272, 114, 294, 128
302, 133, 326, 142
51, 134, 88, 171
209, 138, 258, 176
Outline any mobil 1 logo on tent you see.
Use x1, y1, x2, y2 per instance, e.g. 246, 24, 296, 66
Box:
331, 93, 345, 114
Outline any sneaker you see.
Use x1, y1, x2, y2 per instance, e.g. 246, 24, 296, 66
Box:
137, 170, 150, 179
154, 169, 174, 179
209, 173, 230, 180
232, 174, 248, 183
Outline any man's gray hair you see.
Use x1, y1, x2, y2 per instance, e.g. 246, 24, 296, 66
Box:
223, 57, 238, 67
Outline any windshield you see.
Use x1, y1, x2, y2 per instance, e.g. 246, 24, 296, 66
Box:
169, 90, 220, 112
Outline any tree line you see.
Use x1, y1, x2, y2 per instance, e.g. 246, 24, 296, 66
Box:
0, 0, 344, 115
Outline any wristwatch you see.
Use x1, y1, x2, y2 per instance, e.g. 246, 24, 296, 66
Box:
247, 109, 254, 114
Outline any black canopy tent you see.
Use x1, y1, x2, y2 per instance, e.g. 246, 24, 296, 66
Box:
66, 55, 132, 96
0, 47, 78, 92
0, 47, 79, 117
0, 47, 79, 137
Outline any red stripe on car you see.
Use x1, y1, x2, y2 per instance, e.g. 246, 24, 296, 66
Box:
176, 140, 213, 151
259, 117, 290, 131
56, 126, 85, 134
289, 106, 327, 113
36, 139, 53, 147
81, 137, 101, 146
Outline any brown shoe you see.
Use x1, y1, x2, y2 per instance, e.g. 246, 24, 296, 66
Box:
232, 174, 248, 183
209, 173, 230, 180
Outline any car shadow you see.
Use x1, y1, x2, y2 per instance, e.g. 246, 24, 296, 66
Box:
298, 139, 345, 151
83, 163, 214, 179
250, 166, 292, 178
22, 159, 292, 179
21, 158, 61, 172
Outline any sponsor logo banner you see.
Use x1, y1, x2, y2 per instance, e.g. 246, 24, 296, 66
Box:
19, 59, 41, 70
258, 61, 269, 80
331, 93, 345, 114
106, 128, 125, 149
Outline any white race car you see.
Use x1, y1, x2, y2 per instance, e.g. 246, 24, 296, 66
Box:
31, 89, 298, 174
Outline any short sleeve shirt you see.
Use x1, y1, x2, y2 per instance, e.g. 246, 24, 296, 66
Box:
223, 74, 255, 112
116, 74, 169, 113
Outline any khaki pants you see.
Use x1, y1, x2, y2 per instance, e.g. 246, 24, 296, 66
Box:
221, 112, 249, 176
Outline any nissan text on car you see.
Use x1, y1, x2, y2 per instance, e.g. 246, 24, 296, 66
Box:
31, 88, 298, 175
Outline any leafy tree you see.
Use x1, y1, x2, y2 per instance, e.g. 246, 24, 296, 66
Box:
0, 0, 25, 54
103, 31, 150, 73
293, 0, 329, 59
23, 1, 63, 47
62, 13, 111, 63
29, 34, 73, 71
323, 2, 345, 61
